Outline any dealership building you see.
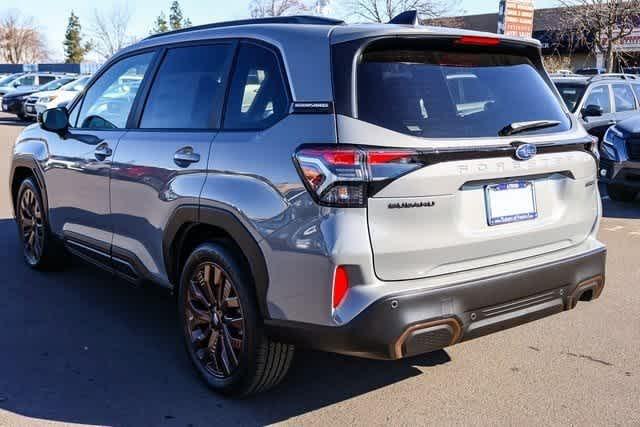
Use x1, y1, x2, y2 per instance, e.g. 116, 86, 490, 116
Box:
429, 2, 640, 71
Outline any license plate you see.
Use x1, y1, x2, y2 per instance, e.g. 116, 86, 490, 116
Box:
26, 106, 34, 113
485, 181, 537, 226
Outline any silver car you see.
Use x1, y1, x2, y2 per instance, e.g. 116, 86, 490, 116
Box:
10, 14, 606, 397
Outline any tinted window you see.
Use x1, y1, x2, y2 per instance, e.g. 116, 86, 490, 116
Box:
612, 84, 637, 112
357, 48, 570, 138
583, 86, 611, 114
224, 44, 289, 130
140, 44, 232, 129
75, 53, 153, 129
39, 75, 56, 84
555, 83, 587, 112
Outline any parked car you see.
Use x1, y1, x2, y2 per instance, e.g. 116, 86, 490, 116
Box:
0, 72, 70, 99
23, 76, 91, 120
10, 14, 606, 397
599, 116, 640, 201
553, 74, 640, 142
575, 67, 606, 76
623, 67, 640, 75
1, 76, 76, 120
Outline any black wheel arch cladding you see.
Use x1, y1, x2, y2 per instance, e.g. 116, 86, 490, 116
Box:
164, 205, 271, 319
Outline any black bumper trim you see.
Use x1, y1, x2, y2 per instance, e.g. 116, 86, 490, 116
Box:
265, 247, 606, 360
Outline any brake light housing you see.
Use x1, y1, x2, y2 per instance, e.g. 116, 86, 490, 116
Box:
454, 36, 501, 47
293, 145, 425, 207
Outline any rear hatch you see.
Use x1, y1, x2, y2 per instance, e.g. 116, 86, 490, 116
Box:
332, 35, 599, 281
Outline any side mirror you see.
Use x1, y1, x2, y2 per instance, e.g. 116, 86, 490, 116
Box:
40, 107, 69, 135
582, 104, 604, 118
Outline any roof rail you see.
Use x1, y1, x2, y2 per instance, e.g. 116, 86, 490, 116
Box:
588, 73, 638, 82
145, 15, 345, 40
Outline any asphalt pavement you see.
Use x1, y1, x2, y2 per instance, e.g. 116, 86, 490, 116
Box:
0, 112, 639, 426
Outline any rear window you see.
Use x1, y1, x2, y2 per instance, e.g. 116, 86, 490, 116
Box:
555, 83, 587, 112
356, 48, 571, 138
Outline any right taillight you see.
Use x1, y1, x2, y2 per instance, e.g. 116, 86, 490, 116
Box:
293, 145, 425, 207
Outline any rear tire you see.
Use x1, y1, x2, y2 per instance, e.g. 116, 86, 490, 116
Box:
15, 177, 66, 270
178, 242, 294, 397
607, 184, 637, 202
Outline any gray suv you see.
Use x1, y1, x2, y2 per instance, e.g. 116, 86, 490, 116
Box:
553, 74, 640, 142
10, 15, 607, 397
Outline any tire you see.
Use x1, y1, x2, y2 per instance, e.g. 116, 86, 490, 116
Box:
17, 112, 27, 121
607, 184, 637, 202
178, 242, 294, 397
15, 177, 66, 270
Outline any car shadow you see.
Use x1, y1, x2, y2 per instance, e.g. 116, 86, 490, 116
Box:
0, 219, 450, 426
0, 114, 30, 127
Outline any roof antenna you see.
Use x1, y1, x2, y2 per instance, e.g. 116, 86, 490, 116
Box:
388, 10, 420, 26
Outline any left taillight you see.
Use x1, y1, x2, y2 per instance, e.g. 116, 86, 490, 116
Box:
293, 145, 425, 207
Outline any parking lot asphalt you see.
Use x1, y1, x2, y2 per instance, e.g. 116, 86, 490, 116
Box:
0, 112, 639, 426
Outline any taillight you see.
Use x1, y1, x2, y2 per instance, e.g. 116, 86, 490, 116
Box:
332, 266, 349, 310
293, 145, 425, 207
454, 36, 501, 46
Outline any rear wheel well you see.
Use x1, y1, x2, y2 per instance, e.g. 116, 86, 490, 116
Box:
174, 223, 252, 288
11, 167, 36, 210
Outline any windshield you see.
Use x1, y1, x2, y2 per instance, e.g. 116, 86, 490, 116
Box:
554, 83, 587, 113
60, 76, 90, 92
0, 74, 21, 86
39, 78, 74, 91
357, 48, 571, 138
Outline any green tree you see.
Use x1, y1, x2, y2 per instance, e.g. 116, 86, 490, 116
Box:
169, 1, 191, 30
63, 11, 91, 63
151, 11, 169, 34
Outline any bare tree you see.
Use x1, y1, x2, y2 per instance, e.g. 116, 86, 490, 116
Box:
556, 0, 640, 72
90, 4, 135, 60
350, 0, 461, 23
0, 11, 49, 64
249, 0, 310, 18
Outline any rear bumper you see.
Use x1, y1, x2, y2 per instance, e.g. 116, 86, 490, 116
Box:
599, 158, 640, 188
266, 246, 606, 360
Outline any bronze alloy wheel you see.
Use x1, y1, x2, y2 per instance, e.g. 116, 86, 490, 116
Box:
18, 187, 45, 266
185, 262, 245, 378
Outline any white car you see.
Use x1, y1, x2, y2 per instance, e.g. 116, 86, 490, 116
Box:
24, 76, 91, 119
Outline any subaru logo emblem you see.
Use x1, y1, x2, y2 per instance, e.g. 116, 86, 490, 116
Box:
514, 143, 537, 161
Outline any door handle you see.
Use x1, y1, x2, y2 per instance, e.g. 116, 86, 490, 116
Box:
94, 143, 113, 161
174, 147, 201, 167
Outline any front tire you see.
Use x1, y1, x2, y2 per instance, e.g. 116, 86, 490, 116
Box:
15, 177, 65, 270
607, 184, 637, 202
178, 242, 294, 397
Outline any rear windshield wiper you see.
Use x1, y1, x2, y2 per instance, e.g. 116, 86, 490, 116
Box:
499, 120, 562, 137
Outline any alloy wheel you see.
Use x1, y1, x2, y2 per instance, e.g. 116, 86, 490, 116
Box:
185, 262, 245, 378
18, 188, 44, 265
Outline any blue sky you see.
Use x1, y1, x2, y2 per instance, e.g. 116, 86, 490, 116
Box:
2, 0, 558, 60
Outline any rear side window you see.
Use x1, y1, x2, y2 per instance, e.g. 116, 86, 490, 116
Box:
612, 84, 637, 112
223, 43, 289, 130
583, 86, 612, 114
141, 44, 233, 129
355, 45, 571, 138
39, 75, 56, 84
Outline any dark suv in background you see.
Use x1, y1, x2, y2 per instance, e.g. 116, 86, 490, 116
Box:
599, 116, 640, 201
553, 74, 640, 142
